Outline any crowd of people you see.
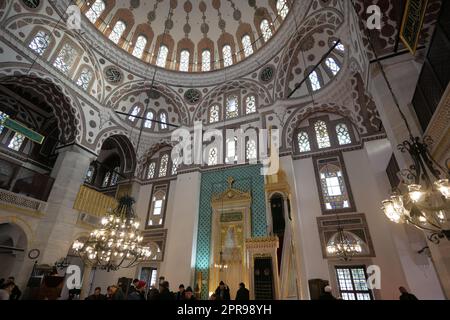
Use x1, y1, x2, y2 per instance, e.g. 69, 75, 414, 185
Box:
0, 277, 22, 300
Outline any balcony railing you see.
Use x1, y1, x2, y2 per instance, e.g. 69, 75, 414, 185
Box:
0, 158, 55, 202
0, 188, 47, 214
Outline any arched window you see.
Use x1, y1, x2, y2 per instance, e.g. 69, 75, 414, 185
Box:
156, 45, 169, 68
325, 57, 340, 76
53, 43, 78, 74
226, 137, 238, 163
246, 139, 257, 161
159, 112, 168, 130
318, 159, 351, 210
110, 167, 120, 186
260, 19, 273, 42
148, 188, 166, 227
179, 50, 190, 72
297, 131, 311, 152
158, 154, 169, 177
129, 105, 141, 122
29, 30, 51, 56
172, 156, 180, 175
84, 164, 96, 184
202, 50, 211, 72
336, 123, 352, 145
245, 95, 256, 114
277, 0, 289, 19
102, 171, 111, 188
76, 68, 93, 91
208, 147, 218, 166
85, 0, 105, 24
242, 35, 253, 57
209, 105, 220, 123
144, 111, 154, 128
8, 133, 25, 151
109, 21, 126, 44
333, 41, 345, 52
147, 162, 156, 179
226, 95, 239, 119
222, 45, 233, 67
309, 71, 321, 91
132, 35, 147, 59
314, 120, 331, 149
0, 111, 8, 134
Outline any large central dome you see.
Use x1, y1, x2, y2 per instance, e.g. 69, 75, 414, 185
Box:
80, 0, 290, 72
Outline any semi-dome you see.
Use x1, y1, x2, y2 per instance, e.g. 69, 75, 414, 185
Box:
80, 0, 291, 72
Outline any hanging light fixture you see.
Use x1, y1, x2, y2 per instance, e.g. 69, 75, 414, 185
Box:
326, 226, 363, 261
72, 196, 152, 271
214, 251, 229, 271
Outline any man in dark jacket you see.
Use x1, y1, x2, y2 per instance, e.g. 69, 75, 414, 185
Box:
319, 286, 337, 300
159, 281, 174, 300
184, 287, 196, 301
127, 279, 139, 297
110, 285, 125, 300
86, 287, 107, 300
399, 287, 418, 300
176, 284, 186, 300
235, 283, 250, 301
215, 281, 231, 301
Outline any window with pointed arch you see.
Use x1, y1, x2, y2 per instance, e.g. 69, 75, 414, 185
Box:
132, 36, 147, 59
159, 112, 168, 130
109, 21, 126, 44
29, 30, 51, 56
147, 185, 167, 227
85, 0, 105, 24
156, 45, 169, 68
8, 133, 25, 151
144, 111, 154, 129
158, 154, 169, 177
202, 50, 211, 72
314, 120, 331, 149
53, 43, 78, 74
209, 105, 220, 123
246, 139, 257, 161
242, 35, 253, 57
325, 57, 340, 76
110, 167, 120, 186
208, 147, 218, 166
277, 0, 289, 19
84, 164, 96, 184
245, 95, 256, 114
297, 131, 311, 152
222, 45, 233, 67
226, 137, 238, 163
309, 71, 321, 91
179, 50, 190, 72
336, 123, 352, 145
129, 105, 141, 122
226, 95, 239, 119
0, 111, 8, 134
260, 19, 272, 42
147, 162, 156, 180
76, 68, 93, 91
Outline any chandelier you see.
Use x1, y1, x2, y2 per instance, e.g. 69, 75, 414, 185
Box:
72, 196, 152, 271
214, 251, 229, 271
326, 227, 363, 261
382, 136, 450, 243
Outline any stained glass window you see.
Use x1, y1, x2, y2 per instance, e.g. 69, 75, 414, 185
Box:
109, 21, 126, 44
84, 164, 95, 183
242, 35, 253, 57
309, 71, 321, 91
132, 35, 147, 59
129, 105, 141, 122
246, 139, 257, 161
160, 112, 168, 130
336, 123, 352, 145
76, 68, 93, 91
102, 171, 111, 188
277, 0, 289, 19
156, 45, 169, 68
208, 147, 218, 166
110, 167, 120, 186
260, 19, 272, 42
226, 95, 239, 119
223, 45, 233, 67
148, 188, 166, 227
158, 154, 169, 177
318, 158, 351, 210
144, 111, 154, 129
245, 95, 256, 114
297, 131, 311, 152
29, 30, 51, 56
325, 57, 340, 76
209, 105, 220, 123
53, 43, 78, 74
314, 120, 331, 149
336, 266, 372, 301
333, 41, 345, 52
147, 162, 156, 179
202, 50, 211, 72
0, 111, 8, 134
85, 0, 105, 24
8, 133, 25, 151
179, 50, 190, 72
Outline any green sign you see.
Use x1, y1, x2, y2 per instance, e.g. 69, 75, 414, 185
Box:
221, 212, 243, 223
2, 117, 45, 144
400, 0, 429, 55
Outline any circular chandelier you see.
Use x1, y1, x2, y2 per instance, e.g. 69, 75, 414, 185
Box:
326, 227, 363, 261
382, 136, 450, 244
72, 196, 152, 271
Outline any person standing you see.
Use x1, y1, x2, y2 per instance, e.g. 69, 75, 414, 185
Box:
5, 277, 21, 300
0, 282, 15, 300
86, 287, 106, 300
399, 287, 418, 300
159, 281, 174, 300
128, 281, 146, 300
109, 285, 125, 300
176, 284, 186, 300
215, 281, 230, 301
319, 286, 337, 300
184, 287, 196, 301
235, 283, 250, 301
